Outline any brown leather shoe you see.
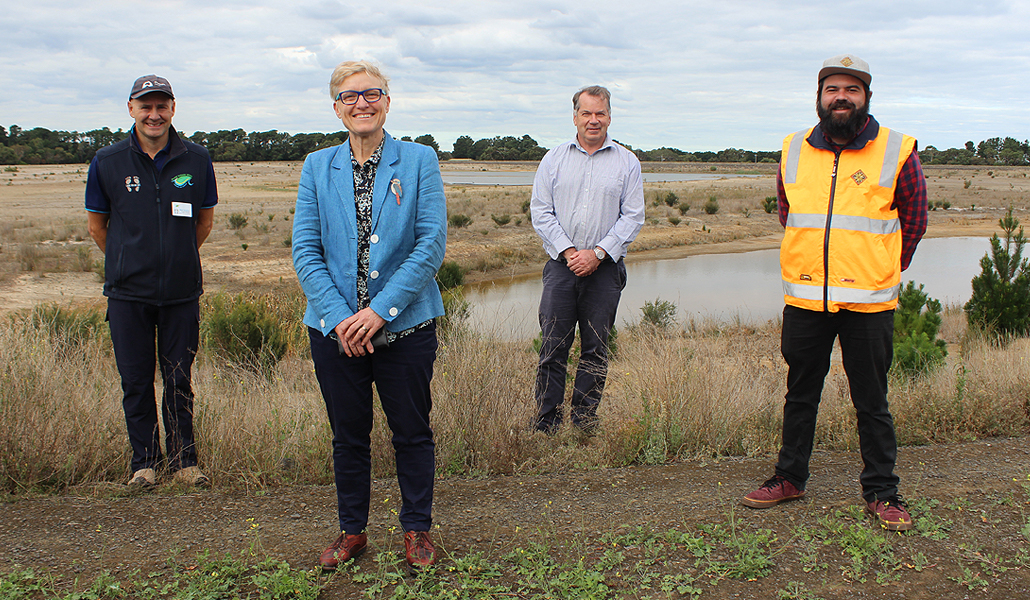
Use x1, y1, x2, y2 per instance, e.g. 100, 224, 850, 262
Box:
403, 530, 435, 571
319, 531, 367, 571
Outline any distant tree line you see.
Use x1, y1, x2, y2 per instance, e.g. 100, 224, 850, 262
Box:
1, 124, 1027, 167
920, 138, 1030, 166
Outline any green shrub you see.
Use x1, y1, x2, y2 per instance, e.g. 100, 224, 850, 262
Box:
668, 216, 681, 226
663, 191, 679, 207
21, 303, 108, 356
521, 199, 531, 213
964, 207, 1030, 337
436, 260, 467, 290
202, 293, 297, 371
227, 213, 248, 230
678, 202, 691, 215
703, 196, 719, 215
491, 213, 511, 226
641, 298, 678, 330
762, 196, 777, 214
449, 213, 472, 228
439, 288, 472, 335
892, 281, 947, 376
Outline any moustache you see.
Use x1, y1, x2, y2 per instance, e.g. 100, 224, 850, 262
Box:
828, 100, 855, 111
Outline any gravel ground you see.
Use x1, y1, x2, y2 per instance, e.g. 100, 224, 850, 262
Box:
2, 436, 1030, 599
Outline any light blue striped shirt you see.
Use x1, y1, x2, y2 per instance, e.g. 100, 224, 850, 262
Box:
530, 136, 645, 261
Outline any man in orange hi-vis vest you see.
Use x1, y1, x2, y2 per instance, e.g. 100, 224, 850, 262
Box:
741, 55, 928, 531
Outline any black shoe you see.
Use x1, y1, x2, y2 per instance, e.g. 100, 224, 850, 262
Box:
534, 418, 560, 435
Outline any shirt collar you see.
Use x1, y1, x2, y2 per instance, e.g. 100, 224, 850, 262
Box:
571, 134, 614, 155
129, 126, 173, 158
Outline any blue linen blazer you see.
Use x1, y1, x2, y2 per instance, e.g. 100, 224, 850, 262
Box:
292, 133, 447, 336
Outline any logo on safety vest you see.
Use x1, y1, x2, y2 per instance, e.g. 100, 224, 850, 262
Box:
124, 176, 140, 192
799, 274, 812, 281
851, 170, 867, 185
171, 174, 193, 188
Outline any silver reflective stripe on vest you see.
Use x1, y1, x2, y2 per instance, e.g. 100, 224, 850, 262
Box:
782, 280, 899, 305
826, 214, 899, 235
828, 283, 899, 304
878, 129, 905, 187
782, 280, 822, 301
786, 212, 899, 235
783, 130, 808, 185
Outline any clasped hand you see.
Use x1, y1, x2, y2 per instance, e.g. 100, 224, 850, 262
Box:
335, 307, 387, 357
563, 248, 601, 277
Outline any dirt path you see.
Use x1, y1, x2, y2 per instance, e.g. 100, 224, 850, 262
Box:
2, 436, 1029, 599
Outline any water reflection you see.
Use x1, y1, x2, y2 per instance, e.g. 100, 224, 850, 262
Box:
464, 237, 991, 340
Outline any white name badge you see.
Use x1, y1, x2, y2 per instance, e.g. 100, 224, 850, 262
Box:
172, 202, 193, 218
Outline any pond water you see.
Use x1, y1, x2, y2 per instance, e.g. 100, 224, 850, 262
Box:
463, 237, 992, 340
440, 171, 756, 186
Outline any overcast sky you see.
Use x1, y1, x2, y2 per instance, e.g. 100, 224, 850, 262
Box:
2, 0, 1027, 152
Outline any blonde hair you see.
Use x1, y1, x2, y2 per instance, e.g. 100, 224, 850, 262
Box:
329, 60, 390, 100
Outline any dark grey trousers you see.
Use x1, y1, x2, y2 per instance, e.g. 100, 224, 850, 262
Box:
534, 258, 626, 431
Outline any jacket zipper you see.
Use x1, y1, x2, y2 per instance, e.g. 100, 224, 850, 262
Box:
149, 159, 165, 302
823, 151, 841, 312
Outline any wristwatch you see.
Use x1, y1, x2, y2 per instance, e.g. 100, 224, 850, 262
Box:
594, 247, 607, 261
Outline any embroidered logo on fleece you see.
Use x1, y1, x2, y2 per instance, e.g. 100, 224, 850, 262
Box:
124, 176, 140, 192
171, 174, 193, 188
851, 170, 867, 185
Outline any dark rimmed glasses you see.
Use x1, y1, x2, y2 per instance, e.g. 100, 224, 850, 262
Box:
335, 88, 384, 105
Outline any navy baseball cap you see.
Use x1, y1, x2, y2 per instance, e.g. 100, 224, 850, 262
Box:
129, 75, 174, 100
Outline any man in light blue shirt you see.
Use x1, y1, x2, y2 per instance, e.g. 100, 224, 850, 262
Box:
530, 85, 645, 433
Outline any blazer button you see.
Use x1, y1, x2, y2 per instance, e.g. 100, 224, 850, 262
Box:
370, 270, 380, 279
320, 319, 325, 327
370, 234, 379, 243
389, 307, 399, 317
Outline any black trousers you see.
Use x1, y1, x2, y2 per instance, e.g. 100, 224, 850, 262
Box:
309, 324, 437, 534
775, 305, 899, 502
107, 298, 200, 473
535, 258, 627, 430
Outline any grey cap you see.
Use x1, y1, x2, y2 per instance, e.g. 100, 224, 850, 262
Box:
129, 75, 174, 100
818, 54, 871, 87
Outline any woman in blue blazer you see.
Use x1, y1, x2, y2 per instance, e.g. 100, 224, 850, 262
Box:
292, 61, 447, 572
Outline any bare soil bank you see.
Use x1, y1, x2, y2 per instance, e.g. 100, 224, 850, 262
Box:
1, 437, 1029, 599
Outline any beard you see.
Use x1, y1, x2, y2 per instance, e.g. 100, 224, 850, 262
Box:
817, 97, 869, 142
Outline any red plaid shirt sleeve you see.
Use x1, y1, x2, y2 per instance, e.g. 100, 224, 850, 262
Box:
776, 149, 927, 270
893, 150, 928, 271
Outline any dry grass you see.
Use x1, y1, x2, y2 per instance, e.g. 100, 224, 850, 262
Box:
2, 298, 1027, 495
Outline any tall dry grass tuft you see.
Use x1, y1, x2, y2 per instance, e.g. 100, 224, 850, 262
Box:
0, 305, 125, 492
600, 322, 786, 464
192, 354, 332, 487
431, 324, 539, 475
891, 332, 1030, 444
1, 296, 1028, 494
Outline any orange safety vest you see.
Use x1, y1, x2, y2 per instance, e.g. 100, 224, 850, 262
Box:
779, 124, 916, 313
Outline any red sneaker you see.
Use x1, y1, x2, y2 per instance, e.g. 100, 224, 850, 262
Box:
866, 497, 914, 531
404, 530, 436, 571
319, 531, 367, 571
741, 475, 805, 508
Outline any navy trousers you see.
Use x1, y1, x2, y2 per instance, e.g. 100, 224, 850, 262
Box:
775, 305, 899, 502
107, 298, 200, 473
535, 258, 626, 431
309, 324, 437, 534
